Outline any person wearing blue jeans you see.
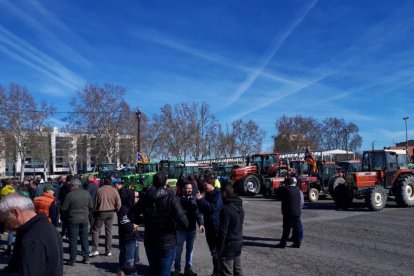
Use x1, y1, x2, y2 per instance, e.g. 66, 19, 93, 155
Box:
174, 182, 204, 276
131, 172, 188, 276
118, 190, 140, 276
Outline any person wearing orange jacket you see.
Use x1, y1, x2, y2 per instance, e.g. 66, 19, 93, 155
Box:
33, 184, 58, 227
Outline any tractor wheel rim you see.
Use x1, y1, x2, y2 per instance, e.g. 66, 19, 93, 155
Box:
374, 192, 383, 206
406, 185, 414, 200
310, 191, 316, 199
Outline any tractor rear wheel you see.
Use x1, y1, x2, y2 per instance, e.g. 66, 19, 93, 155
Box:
243, 175, 261, 195
395, 175, 414, 207
329, 177, 345, 196
308, 187, 319, 203
332, 184, 353, 210
365, 186, 386, 211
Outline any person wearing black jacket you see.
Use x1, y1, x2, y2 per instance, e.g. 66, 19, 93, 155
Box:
218, 185, 244, 276
173, 181, 205, 276
117, 190, 140, 276
276, 176, 304, 248
0, 193, 63, 276
196, 175, 224, 276
132, 172, 188, 276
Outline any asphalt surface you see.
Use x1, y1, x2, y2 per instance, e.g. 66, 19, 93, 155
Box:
1, 196, 414, 275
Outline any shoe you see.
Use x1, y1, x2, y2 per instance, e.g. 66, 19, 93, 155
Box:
291, 244, 301, 248
184, 268, 197, 276
275, 243, 286, 248
66, 261, 75, 266
105, 252, 112, 256
172, 269, 181, 276
82, 259, 90, 264
89, 250, 99, 257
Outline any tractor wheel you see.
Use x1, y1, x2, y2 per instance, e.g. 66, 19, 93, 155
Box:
243, 175, 261, 196
308, 187, 320, 203
395, 175, 414, 207
365, 186, 386, 211
332, 184, 353, 210
329, 177, 345, 196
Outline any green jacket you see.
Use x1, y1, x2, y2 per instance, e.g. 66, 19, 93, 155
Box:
61, 188, 93, 224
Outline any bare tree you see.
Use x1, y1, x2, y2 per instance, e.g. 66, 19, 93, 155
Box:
273, 115, 319, 153
0, 83, 55, 181
66, 84, 131, 164
232, 119, 266, 156
319, 118, 362, 152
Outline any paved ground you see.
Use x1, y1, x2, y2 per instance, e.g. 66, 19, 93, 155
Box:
1, 196, 414, 275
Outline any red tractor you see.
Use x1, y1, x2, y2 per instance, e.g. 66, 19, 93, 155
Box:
331, 149, 414, 211
231, 153, 288, 196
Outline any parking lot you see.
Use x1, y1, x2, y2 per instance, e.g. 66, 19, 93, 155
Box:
1, 196, 414, 275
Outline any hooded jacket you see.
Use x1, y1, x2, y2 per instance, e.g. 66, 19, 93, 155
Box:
197, 188, 223, 232
217, 195, 244, 258
132, 186, 188, 249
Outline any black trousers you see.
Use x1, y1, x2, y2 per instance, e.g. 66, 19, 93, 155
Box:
280, 216, 303, 246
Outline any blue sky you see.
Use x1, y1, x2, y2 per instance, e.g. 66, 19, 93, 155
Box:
1, 0, 414, 152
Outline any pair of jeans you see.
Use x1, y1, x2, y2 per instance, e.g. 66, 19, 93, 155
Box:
91, 211, 115, 253
221, 255, 244, 276
174, 230, 196, 271
206, 228, 220, 274
145, 246, 176, 276
119, 240, 139, 276
280, 216, 303, 246
68, 222, 89, 262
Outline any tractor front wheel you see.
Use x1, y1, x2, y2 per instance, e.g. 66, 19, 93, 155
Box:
308, 187, 319, 203
365, 186, 386, 211
243, 175, 261, 196
395, 175, 414, 207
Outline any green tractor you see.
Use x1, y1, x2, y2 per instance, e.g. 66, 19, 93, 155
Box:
159, 160, 185, 188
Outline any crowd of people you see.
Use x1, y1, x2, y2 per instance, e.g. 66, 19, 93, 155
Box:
0, 170, 303, 276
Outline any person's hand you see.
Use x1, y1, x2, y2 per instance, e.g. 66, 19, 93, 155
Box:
199, 225, 205, 233
133, 224, 139, 230
196, 192, 203, 200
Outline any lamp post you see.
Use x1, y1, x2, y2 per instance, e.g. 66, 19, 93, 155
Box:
136, 109, 142, 153
403, 116, 409, 150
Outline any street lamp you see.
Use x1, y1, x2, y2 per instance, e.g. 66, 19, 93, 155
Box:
403, 117, 409, 150
136, 109, 142, 153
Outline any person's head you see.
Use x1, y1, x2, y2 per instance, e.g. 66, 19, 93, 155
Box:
58, 175, 66, 183
87, 175, 94, 183
153, 172, 167, 188
134, 191, 139, 204
201, 175, 214, 192
222, 184, 235, 199
29, 179, 38, 189
71, 178, 82, 189
66, 175, 74, 184
114, 181, 122, 190
43, 184, 55, 195
0, 193, 36, 231
103, 177, 112, 186
182, 181, 193, 196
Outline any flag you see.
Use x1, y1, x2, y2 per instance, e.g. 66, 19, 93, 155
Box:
304, 148, 318, 173
137, 152, 149, 163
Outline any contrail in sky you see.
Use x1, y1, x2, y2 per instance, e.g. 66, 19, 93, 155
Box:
223, 0, 318, 108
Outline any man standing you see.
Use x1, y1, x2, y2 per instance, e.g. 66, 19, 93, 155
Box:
0, 193, 63, 275
276, 176, 303, 248
84, 175, 98, 232
90, 177, 121, 257
218, 185, 244, 276
58, 175, 74, 238
61, 178, 93, 265
196, 175, 223, 276
33, 184, 58, 227
173, 181, 205, 276
117, 190, 140, 276
132, 172, 188, 276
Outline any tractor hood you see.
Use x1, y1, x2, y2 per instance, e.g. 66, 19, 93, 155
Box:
231, 165, 258, 181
